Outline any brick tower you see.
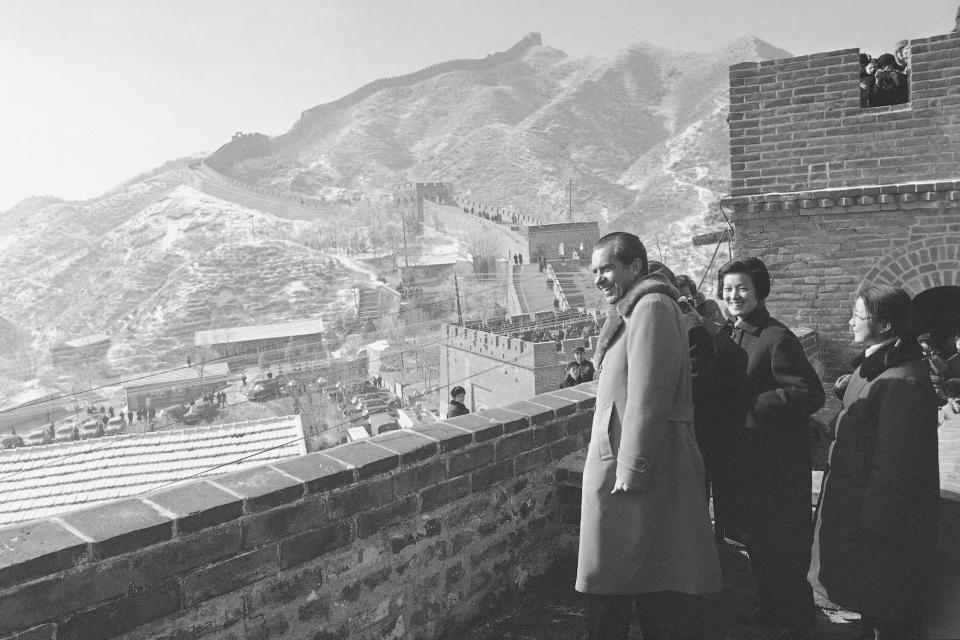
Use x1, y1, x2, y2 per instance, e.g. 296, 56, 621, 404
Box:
726, 30, 960, 378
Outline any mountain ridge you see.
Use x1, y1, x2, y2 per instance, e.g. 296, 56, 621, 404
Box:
0, 34, 793, 394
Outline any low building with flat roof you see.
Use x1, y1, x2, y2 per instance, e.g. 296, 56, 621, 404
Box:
194, 318, 326, 370
50, 333, 111, 367
122, 362, 232, 411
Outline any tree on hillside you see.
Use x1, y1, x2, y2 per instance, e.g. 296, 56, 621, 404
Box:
465, 230, 501, 278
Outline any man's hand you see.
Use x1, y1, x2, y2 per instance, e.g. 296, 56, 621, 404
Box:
611, 479, 636, 494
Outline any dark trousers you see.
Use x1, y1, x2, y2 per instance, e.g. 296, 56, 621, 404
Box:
584, 592, 705, 640
749, 534, 815, 627
859, 614, 920, 640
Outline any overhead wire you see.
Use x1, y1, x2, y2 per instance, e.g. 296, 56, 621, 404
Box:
0, 299, 600, 483
135, 344, 543, 496
2, 269, 566, 415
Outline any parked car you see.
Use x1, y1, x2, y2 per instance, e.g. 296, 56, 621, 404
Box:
1, 433, 23, 449
368, 413, 401, 435
245, 377, 282, 401
182, 400, 218, 425
54, 421, 79, 442
350, 391, 393, 407
102, 416, 125, 436
78, 419, 103, 439
361, 404, 398, 419
158, 404, 188, 426
24, 425, 53, 446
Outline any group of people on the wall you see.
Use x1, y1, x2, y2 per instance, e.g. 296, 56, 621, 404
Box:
859, 40, 911, 107
575, 231, 943, 640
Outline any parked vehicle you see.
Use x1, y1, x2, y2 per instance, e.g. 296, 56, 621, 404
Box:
245, 377, 282, 401
78, 419, 103, 439
102, 416, 125, 436
350, 390, 393, 405
54, 421, 79, 442
368, 413, 401, 435
182, 400, 218, 425
1, 433, 23, 449
24, 425, 53, 446
158, 404, 188, 426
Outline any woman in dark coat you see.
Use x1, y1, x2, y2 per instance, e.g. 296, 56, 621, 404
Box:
713, 257, 825, 637
808, 285, 939, 639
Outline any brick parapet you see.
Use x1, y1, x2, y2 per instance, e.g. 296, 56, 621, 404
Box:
0, 382, 597, 640
726, 179, 960, 216
728, 31, 960, 196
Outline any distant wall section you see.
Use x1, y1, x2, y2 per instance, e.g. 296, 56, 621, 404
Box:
527, 222, 600, 264
205, 133, 272, 173
280, 33, 543, 144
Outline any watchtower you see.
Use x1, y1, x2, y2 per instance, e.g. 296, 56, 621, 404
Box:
726, 30, 960, 378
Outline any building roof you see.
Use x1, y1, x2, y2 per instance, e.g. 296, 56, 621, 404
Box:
0, 415, 307, 526
527, 222, 600, 232
121, 362, 231, 389
60, 334, 111, 349
194, 318, 325, 346
400, 256, 458, 267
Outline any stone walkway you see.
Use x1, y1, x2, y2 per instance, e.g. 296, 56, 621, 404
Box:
451, 542, 861, 640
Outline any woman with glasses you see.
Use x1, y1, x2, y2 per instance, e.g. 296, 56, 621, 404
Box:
713, 256, 825, 639
808, 285, 939, 640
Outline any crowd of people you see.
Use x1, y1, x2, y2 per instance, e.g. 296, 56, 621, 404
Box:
575, 231, 944, 640
859, 40, 911, 107
472, 310, 604, 345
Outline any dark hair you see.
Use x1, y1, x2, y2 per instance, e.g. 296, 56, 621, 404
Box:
675, 274, 698, 298
595, 232, 648, 275
856, 284, 915, 339
567, 362, 581, 374
717, 257, 771, 301
648, 260, 678, 287
451, 386, 465, 397
573, 346, 585, 354
946, 378, 960, 398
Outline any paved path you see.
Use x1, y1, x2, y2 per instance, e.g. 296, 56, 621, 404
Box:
515, 264, 557, 315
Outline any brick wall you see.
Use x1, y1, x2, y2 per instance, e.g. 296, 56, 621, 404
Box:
205, 134, 272, 173
729, 32, 960, 196
726, 182, 960, 378
527, 223, 599, 263
423, 201, 527, 262
0, 384, 596, 640
439, 324, 597, 411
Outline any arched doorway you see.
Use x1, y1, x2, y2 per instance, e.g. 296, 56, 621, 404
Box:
913, 286, 960, 355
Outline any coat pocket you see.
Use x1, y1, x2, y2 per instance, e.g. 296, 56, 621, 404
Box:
596, 403, 615, 461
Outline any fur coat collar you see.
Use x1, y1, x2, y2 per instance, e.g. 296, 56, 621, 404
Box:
593, 272, 679, 367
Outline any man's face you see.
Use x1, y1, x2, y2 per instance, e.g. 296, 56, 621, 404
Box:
453, 393, 465, 403
574, 351, 583, 363
591, 244, 640, 304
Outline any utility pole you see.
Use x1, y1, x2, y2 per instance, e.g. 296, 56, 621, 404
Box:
454, 275, 464, 326
568, 178, 573, 220
401, 211, 409, 267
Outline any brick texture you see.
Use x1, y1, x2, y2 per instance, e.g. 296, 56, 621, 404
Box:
728, 33, 960, 196
0, 385, 594, 640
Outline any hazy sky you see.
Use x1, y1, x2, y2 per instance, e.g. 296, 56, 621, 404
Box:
0, 0, 956, 211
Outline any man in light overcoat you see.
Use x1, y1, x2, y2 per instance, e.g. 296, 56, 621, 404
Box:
576, 232, 722, 640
